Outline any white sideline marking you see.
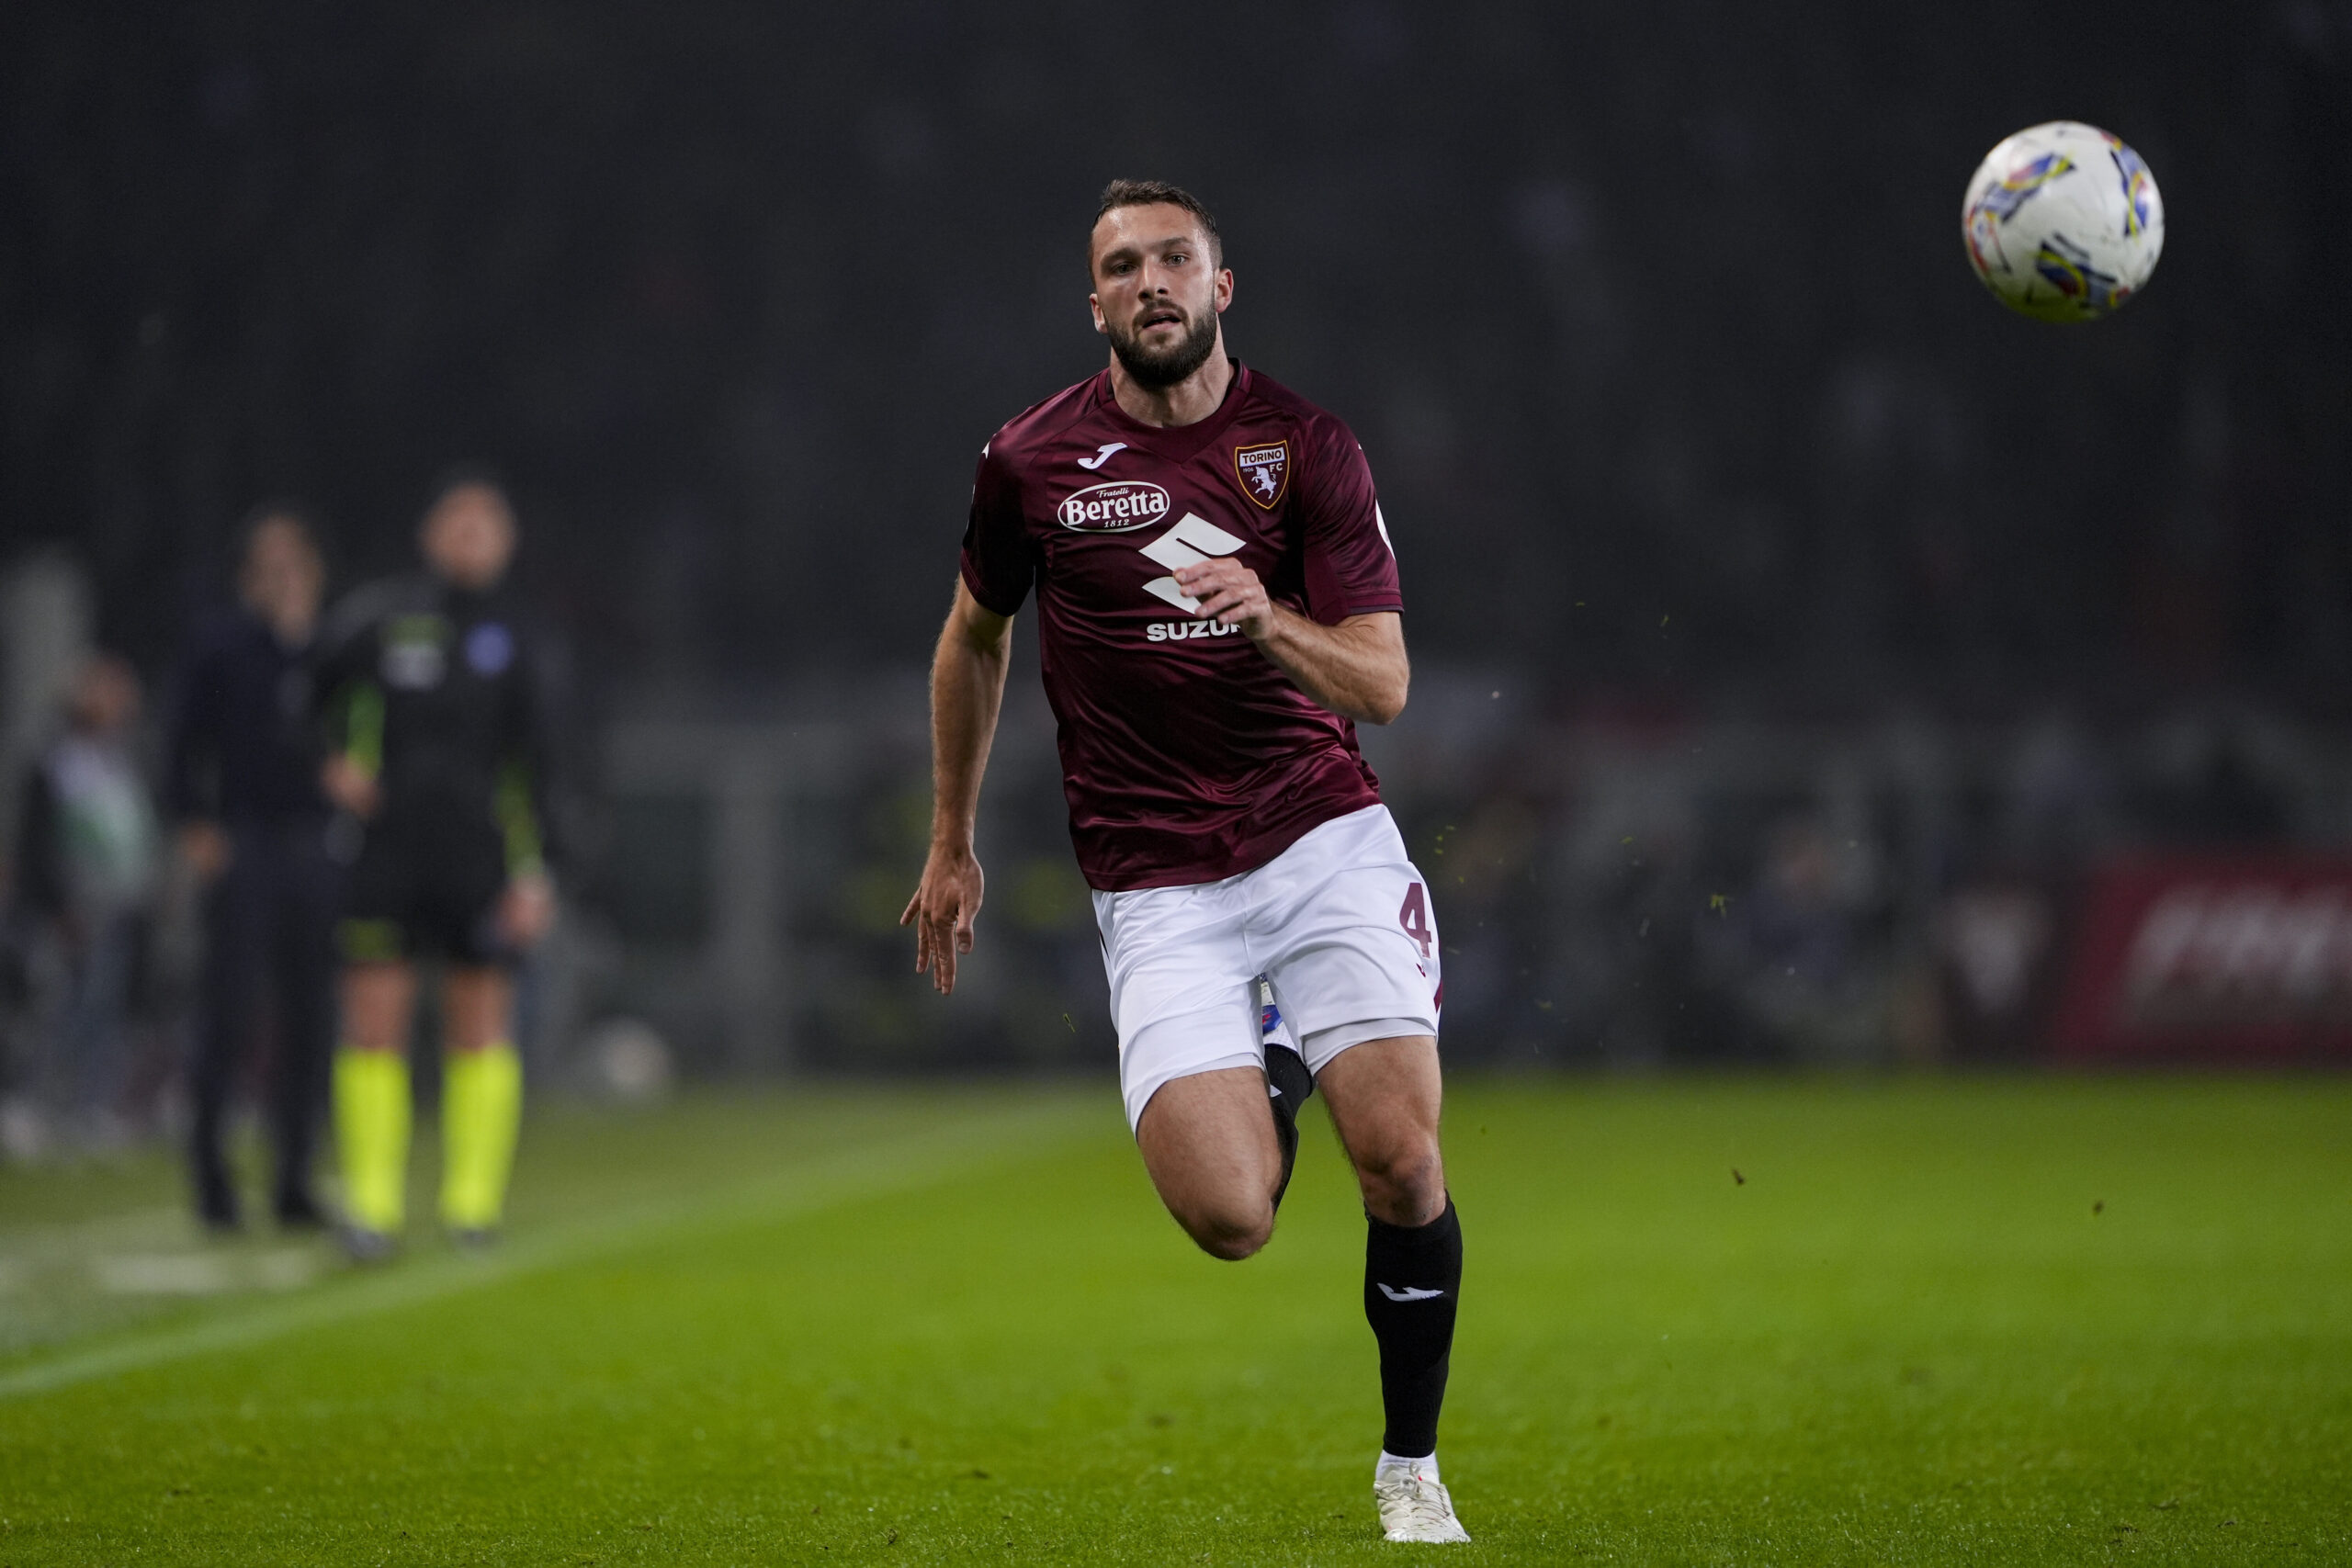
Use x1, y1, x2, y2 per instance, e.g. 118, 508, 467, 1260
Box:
88, 1249, 321, 1296
0, 1102, 1093, 1401
91, 1254, 237, 1295
5, 1205, 197, 1261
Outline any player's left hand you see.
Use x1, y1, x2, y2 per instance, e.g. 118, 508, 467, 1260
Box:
322, 753, 381, 819
1172, 558, 1275, 640
178, 820, 232, 883
900, 841, 985, 996
497, 871, 557, 951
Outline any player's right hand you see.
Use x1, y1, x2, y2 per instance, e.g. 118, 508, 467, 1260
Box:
901, 843, 984, 996
321, 753, 381, 820
498, 870, 557, 951
178, 820, 232, 882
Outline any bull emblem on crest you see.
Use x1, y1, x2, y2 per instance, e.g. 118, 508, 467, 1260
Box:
1233, 441, 1292, 511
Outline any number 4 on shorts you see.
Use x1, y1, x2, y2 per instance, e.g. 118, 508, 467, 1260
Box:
1398, 881, 1432, 957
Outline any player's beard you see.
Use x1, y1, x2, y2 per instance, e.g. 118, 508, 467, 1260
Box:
1107, 302, 1220, 389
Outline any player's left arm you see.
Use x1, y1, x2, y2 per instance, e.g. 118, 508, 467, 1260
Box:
492, 633, 560, 950
1172, 566, 1407, 724
1174, 421, 1409, 724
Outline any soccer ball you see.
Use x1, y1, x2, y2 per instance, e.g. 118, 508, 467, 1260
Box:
1962, 121, 2164, 321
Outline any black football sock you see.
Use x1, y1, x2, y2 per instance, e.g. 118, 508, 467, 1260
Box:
1264, 1042, 1313, 1212
1364, 1196, 1462, 1459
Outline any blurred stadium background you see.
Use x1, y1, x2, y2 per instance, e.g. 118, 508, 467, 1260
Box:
4, 0, 2351, 1123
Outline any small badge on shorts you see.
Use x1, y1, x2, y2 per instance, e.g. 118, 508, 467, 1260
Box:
1233, 441, 1291, 510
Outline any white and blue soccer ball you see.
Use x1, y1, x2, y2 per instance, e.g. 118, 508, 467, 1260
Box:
1962, 120, 2164, 321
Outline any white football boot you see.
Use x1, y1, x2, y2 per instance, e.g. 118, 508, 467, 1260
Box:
1374, 1467, 1471, 1544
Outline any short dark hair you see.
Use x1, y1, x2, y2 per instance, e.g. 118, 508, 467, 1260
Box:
1091, 179, 1222, 274
234, 501, 322, 564
426, 462, 510, 513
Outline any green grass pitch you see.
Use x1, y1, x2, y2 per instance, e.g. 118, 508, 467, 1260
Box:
2, 1077, 2347, 1564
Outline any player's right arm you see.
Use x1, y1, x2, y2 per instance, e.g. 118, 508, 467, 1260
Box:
900, 578, 1015, 996
164, 626, 233, 880
311, 585, 388, 820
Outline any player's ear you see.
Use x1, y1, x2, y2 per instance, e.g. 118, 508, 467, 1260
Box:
1215, 268, 1234, 312
1089, 291, 1106, 334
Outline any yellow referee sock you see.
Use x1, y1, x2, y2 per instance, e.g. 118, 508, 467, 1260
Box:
334, 1048, 411, 1235
441, 1043, 522, 1232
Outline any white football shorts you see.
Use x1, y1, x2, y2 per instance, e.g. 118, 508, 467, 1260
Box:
1091, 804, 1442, 1132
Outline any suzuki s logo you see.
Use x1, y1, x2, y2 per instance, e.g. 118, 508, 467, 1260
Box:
1057, 480, 1170, 532
1138, 513, 1247, 614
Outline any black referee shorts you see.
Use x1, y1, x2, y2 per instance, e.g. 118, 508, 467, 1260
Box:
337, 814, 514, 968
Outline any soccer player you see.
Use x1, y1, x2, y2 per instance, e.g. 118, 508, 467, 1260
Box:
168, 508, 339, 1230
901, 180, 1468, 1544
313, 475, 557, 1259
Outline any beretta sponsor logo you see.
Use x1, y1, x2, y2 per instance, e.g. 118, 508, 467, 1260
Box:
1057, 480, 1170, 532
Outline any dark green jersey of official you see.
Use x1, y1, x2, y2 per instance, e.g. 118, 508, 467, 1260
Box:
313, 572, 558, 876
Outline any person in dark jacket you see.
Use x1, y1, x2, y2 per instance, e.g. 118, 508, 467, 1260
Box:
166, 509, 338, 1229
313, 474, 558, 1258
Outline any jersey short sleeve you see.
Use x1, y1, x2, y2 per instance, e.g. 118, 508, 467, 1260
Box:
1295, 419, 1403, 626
958, 443, 1035, 616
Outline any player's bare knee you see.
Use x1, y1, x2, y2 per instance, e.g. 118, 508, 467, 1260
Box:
1194, 1224, 1271, 1262
1352, 1136, 1444, 1220
1180, 1200, 1273, 1261
1351, 1129, 1439, 1186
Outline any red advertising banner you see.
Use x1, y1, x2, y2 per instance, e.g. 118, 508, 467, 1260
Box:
2051, 855, 2352, 1064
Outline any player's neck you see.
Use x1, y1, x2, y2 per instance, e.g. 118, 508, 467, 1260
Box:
1106, 344, 1234, 429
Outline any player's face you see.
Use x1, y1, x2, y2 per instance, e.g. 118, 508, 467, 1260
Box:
1089, 204, 1231, 389
241, 516, 323, 632
422, 484, 517, 592
70, 658, 140, 736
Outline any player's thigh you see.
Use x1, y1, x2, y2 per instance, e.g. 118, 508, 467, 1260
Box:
338, 962, 416, 1051
440, 965, 514, 1052
1256, 812, 1442, 1063
336, 824, 413, 974
414, 826, 517, 1051
1317, 1034, 1443, 1154
1135, 1065, 1283, 1241
1094, 879, 1261, 1133
422, 822, 514, 966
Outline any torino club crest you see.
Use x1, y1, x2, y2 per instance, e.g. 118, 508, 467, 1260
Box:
1233, 442, 1291, 510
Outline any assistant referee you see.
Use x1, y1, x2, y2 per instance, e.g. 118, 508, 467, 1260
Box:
313, 474, 558, 1258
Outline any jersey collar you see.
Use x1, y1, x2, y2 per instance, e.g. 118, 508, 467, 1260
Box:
1090, 360, 1252, 462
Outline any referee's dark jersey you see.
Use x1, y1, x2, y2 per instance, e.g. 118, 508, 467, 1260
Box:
312, 572, 559, 964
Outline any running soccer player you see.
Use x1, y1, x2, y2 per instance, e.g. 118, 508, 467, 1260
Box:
313, 475, 557, 1260
901, 180, 1467, 1545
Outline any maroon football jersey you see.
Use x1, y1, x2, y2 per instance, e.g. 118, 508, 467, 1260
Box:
960, 364, 1403, 892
